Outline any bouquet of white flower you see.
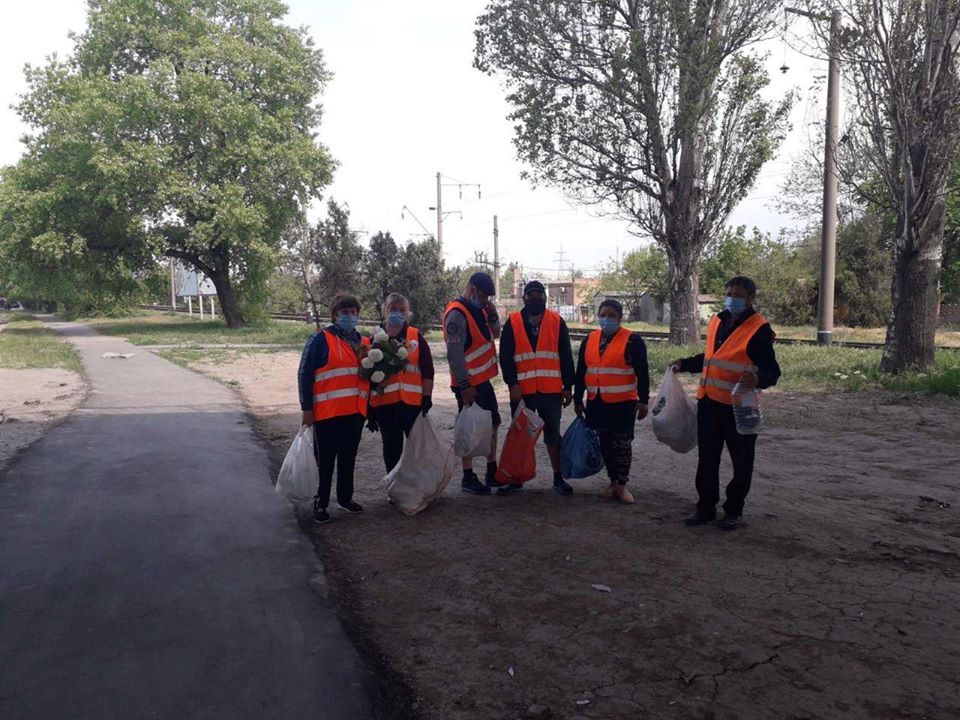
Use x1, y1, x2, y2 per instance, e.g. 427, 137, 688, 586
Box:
357, 328, 410, 389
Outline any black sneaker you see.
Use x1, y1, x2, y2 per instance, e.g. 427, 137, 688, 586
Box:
312, 508, 331, 525
461, 472, 491, 495
496, 483, 523, 496
717, 514, 742, 531
485, 469, 507, 489
684, 510, 717, 527
553, 478, 574, 496
338, 501, 363, 514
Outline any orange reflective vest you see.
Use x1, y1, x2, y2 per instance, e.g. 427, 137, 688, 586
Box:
510, 310, 563, 395
584, 328, 639, 403
312, 330, 370, 421
369, 326, 423, 408
443, 300, 498, 387
696, 313, 768, 405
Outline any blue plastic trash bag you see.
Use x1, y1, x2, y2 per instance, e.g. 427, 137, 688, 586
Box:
560, 418, 605, 479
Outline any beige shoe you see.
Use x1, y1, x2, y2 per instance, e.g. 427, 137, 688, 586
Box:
615, 485, 635, 504
599, 483, 616, 498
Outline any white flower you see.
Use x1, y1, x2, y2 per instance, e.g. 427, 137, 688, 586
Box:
853, 370, 862, 375
373, 329, 389, 343
833, 372, 843, 377
360, 356, 375, 369
839, 374, 849, 380
408, 340, 419, 350
397, 346, 408, 359
371, 370, 386, 383
368, 348, 384, 362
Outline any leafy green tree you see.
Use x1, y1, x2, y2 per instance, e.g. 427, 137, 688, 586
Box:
599, 246, 668, 320
475, 0, 793, 344
306, 201, 365, 322
394, 237, 459, 327
800, 0, 960, 370
363, 232, 401, 316
945, 167, 960, 305
8, 0, 334, 327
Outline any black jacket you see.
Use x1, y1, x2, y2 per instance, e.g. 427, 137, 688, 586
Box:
678, 308, 781, 389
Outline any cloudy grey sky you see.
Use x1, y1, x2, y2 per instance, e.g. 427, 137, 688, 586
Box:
0, 1, 827, 277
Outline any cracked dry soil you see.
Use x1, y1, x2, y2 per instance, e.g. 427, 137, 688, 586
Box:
185, 348, 960, 720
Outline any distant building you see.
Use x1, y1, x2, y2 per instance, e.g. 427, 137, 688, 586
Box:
592, 290, 664, 324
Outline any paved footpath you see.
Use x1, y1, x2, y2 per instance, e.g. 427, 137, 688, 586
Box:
0, 320, 380, 720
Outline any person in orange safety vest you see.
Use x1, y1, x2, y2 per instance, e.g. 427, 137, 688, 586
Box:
574, 299, 650, 505
366, 292, 435, 473
443, 272, 503, 495
498, 280, 576, 496
298, 293, 370, 526
672, 276, 781, 531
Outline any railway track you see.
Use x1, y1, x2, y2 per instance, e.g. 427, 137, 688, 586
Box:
140, 305, 956, 352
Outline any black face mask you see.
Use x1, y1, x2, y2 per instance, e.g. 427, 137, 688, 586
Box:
524, 299, 546, 315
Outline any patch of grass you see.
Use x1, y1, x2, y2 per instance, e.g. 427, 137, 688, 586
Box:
0, 318, 82, 371
154, 346, 286, 369
83, 311, 316, 347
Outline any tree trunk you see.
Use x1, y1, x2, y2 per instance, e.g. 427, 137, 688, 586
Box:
667, 252, 700, 345
880, 211, 943, 373
208, 267, 246, 328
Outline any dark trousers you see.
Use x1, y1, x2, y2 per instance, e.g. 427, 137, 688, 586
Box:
695, 398, 757, 516
377, 403, 421, 472
597, 430, 633, 485
313, 414, 365, 509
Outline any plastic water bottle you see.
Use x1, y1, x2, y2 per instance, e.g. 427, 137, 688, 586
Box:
731, 381, 764, 435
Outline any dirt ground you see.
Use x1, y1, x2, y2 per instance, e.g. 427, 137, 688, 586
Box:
0, 368, 86, 476
179, 346, 960, 720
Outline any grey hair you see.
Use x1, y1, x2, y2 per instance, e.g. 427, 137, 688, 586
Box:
383, 292, 410, 314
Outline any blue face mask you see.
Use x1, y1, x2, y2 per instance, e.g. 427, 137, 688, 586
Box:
387, 312, 406, 327
335, 313, 359, 332
724, 296, 747, 316
598, 317, 619, 334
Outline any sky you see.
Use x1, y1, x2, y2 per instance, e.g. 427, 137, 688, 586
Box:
0, 1, 828, 279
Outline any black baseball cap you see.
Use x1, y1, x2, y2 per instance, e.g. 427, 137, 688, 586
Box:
468, 272, 496, 296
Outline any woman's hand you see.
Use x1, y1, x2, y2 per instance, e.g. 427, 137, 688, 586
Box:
302, 411, 313, 427
670, 360, 683, 373
636, 403, 648, 421
574, 401, 585, 419
738, 371, 759, 388
508, 384, 522, 402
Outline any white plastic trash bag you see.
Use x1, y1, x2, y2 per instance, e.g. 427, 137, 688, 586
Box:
384, 415, 456, 515
453, 403, 493, 458
651, 369, 698, 453
276, 426, 318, 499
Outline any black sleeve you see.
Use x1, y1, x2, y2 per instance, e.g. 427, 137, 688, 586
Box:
499, 318, 518, 387
558, 319, 576, 390
574, 337, 589, 404
297, 332, 328, 412
747, 324, 781, 389
678, 354, 705, 374
417, 331, 435, 381
627, 334, 650, 404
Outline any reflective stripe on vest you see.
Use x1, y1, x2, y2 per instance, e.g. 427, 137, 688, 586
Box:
510, 310, 563, 395
312, 331, 370, 421
696, 312, 768, 405
584, 328, 639, 403
443, 301, 498, 387
369, 326, 424, 408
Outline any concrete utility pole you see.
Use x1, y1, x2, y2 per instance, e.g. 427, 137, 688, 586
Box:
493, 215, 500, 300
786, 6, 841, 346
169, 258, 176, 312
435, 171, 443, 253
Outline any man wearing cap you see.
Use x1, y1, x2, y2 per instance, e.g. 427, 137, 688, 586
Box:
443, 272, 505, 494
498, 280, 576, 495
